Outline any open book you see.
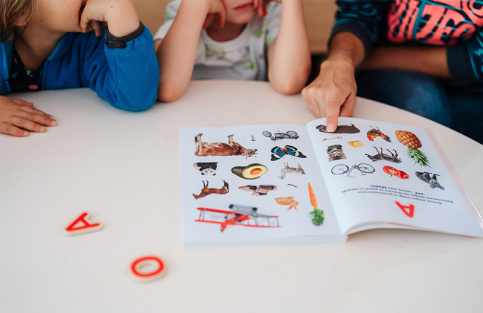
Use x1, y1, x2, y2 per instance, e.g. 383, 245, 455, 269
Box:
180, 117, 483, 246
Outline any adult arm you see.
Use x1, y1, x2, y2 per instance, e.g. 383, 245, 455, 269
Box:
302, 32, 364, 132
360, 46, 450, 79
302, 0, 391, 132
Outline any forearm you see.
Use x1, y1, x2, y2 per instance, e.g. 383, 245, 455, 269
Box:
301, 32, 363, 129
360, 46, 450, 79
326, 32, 365, 69
267, 0, 311, 94
101, 29, 159, 111
156, 2, 208, 102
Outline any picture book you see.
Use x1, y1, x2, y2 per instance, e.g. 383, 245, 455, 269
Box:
179, 117, 483, 247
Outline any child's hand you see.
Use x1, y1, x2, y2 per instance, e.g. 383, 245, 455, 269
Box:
201, 0, 227, 29
0, 96, 56, 137
254, 0, 282, 18
80, 0, 140, 37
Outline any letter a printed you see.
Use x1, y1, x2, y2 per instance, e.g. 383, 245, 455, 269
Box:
395, 201, 415, 218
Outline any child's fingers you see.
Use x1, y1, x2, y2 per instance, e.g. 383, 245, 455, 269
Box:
203, 10, 226, 29
1, 114, 48, 136
90, 20, 103, 37
13, 117, 47, 133
79, 6, 103, 35
257, 0, 268, 18
10, 98, 33, 107
217, 8, 226, 28
19, 104, 56, 121
79, 12, 91, 33
203, 14, 215, 30
0, 123, 29, 137
14, 112, 56, 129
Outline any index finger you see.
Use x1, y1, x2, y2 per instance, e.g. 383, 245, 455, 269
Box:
325, 102, 340, 133
217, 7, 226, 28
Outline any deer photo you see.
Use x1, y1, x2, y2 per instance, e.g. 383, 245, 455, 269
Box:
194, 133, 257, 157
193, 180, 229, 199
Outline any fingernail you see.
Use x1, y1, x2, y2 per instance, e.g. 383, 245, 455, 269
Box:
40, 126, 46, 132
51, 120, 57, 126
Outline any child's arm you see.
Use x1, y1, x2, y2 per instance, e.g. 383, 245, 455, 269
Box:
265, 0, 311, 95
78, 0, 159, 111
156, 0, 226, 102
0, 96, 56, 137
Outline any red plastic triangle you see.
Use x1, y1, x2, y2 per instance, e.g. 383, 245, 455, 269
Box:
64, 212, 103, 235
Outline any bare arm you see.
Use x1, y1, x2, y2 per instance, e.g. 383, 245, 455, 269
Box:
266, 0, 311, 94
156, 0, 225, 102
302, 32, 364, 132
360, 46, 450, 79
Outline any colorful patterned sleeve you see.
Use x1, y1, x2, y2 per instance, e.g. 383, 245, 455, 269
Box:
447, 30, 483, 83
330, 0, 392, 55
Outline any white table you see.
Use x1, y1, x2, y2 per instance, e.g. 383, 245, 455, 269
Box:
1, 81, 482, 313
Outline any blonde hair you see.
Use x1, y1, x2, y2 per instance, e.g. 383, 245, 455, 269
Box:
0, 0, 38, 42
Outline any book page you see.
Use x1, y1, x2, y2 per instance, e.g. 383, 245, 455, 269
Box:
179, 125, 344, 247
306, 117, 483, 237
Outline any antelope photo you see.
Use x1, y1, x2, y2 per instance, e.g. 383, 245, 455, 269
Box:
194, 133, 257, 157
193, 180, 229, 199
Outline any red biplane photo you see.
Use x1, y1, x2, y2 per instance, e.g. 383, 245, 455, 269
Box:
195, 204, 280, 232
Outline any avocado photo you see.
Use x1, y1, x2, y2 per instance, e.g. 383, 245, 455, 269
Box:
231, 163, 268, 179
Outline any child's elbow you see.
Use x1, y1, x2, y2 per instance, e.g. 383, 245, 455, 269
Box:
271, 79, 306, 95
270, 66, 311, 95
157, 79, 188, 102
158, 87, 182, 103
118, 98, 155, 112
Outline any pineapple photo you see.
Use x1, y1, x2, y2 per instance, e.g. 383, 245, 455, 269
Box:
395, 130, 431, 167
